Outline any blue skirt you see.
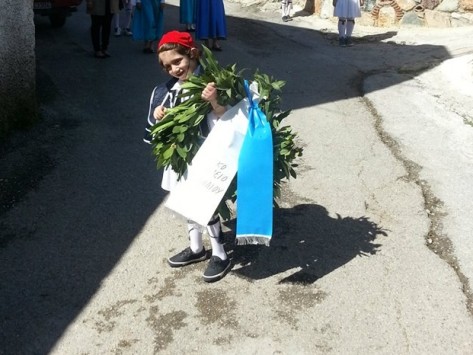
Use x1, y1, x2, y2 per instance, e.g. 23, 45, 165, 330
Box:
195, 0, 227, 40
132, 0, 164, 41
180, 0, 196, 25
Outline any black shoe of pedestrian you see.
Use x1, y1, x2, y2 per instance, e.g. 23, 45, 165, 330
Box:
167, 247, 207, 267
282, 15, 288, 22
203, 256, 231, 282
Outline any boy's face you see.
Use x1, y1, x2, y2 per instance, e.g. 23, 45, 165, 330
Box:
159, 49, 197, 81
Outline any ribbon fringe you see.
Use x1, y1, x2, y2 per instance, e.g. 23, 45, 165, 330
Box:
235, 235, 271, 246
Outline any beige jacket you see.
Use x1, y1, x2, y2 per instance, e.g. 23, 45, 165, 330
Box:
87, 0, 120, 16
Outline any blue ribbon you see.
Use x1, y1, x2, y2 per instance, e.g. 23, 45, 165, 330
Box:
236, 81, 273, 245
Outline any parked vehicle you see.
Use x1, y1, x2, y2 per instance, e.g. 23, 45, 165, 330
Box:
33, 0, 83, 28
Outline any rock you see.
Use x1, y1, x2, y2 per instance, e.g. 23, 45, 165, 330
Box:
359, 12, 376, 26
436, 0, 459, 12
400, 11, 425, 25
421, 0, 440, 9
459, 0, 473, 10
424, 9, 452, 27
397, 0, 418, 11
377, 6, 398, 26
451, 11, 473, 26
319, 0, 335, 19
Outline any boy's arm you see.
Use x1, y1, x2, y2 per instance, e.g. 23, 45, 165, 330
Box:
201, 82, 226, 118
144, 84, 171, 143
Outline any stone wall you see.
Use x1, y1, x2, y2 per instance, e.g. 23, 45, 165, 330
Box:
300, 0, 473, 26
0, 0, 37, 139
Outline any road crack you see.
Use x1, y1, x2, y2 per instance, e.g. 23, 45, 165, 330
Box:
359, 71, 473, 317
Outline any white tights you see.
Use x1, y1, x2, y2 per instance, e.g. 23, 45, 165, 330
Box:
281, 0, 292, 17
338, 18, 355, 38
187, 217, 227, 260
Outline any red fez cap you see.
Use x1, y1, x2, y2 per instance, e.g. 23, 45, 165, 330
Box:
158, 31, 196, 50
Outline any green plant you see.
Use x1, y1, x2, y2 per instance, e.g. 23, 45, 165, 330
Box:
150, 47, 303, 220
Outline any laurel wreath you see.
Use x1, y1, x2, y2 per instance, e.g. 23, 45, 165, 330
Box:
150, 46, 303, 220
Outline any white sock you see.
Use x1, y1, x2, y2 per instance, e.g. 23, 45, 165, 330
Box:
346, 19, 355, 37
281, 0, 290, 17
188, 222, 203, 253
209, 237, 227, 260
207, 220, 227, 260
338, 18, 346, 37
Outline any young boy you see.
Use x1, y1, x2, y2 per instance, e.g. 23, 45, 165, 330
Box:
144, 31, 231, 282
281, 0, 293, 22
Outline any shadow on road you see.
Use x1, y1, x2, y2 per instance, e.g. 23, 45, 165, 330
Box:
223, 15, 451, 111
226, 204, 387, 283
0, 3, 451, 354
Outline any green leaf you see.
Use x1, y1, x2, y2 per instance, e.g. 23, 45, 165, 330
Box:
176, 145, 187, 159
163, 146, 175, 160
148, 47, 304, 211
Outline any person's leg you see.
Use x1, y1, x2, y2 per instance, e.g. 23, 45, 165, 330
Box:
211, 38, 222, 51
101, 13, 113, 54
91, 15, 105, 57
206, 216, 226, 260
203, 215, 231, 282
346, 18, 355, 46
143, 40, 154, 53
168, 221, 207, 267
281, 0, 291, 21
189, 222, 204, 253
338, 17, 347, 46
125, 3, 133, 35
114, 10, 121, 36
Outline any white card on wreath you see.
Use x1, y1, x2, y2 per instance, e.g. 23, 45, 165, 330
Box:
165, 98, 250, 226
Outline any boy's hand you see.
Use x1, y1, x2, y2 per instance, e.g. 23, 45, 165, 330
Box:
201, 82, 226, 118
201, 82, 218, 104
153, 105, 166, 121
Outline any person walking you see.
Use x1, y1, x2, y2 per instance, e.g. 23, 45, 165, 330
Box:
143, 31, 232, 282
132, 0, 165, 54
114, 0, 133, 36
86, 0, 120, 58
333, 0, 364, 46
195, 0, 227, 51
281, 0, 293, 22
180, 0, 196, 32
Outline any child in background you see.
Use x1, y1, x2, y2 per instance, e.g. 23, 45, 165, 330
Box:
143, 31, 231, 282
333, 0, 364, 46
114, 0, 133, 36
180, 0, 196, 32
281, 0, 293, 22
195, 0, 226, 51
133, 0, 165, 53
86, 0, 120, 58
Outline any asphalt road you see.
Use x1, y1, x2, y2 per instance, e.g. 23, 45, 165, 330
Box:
1, 1, 473, 354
